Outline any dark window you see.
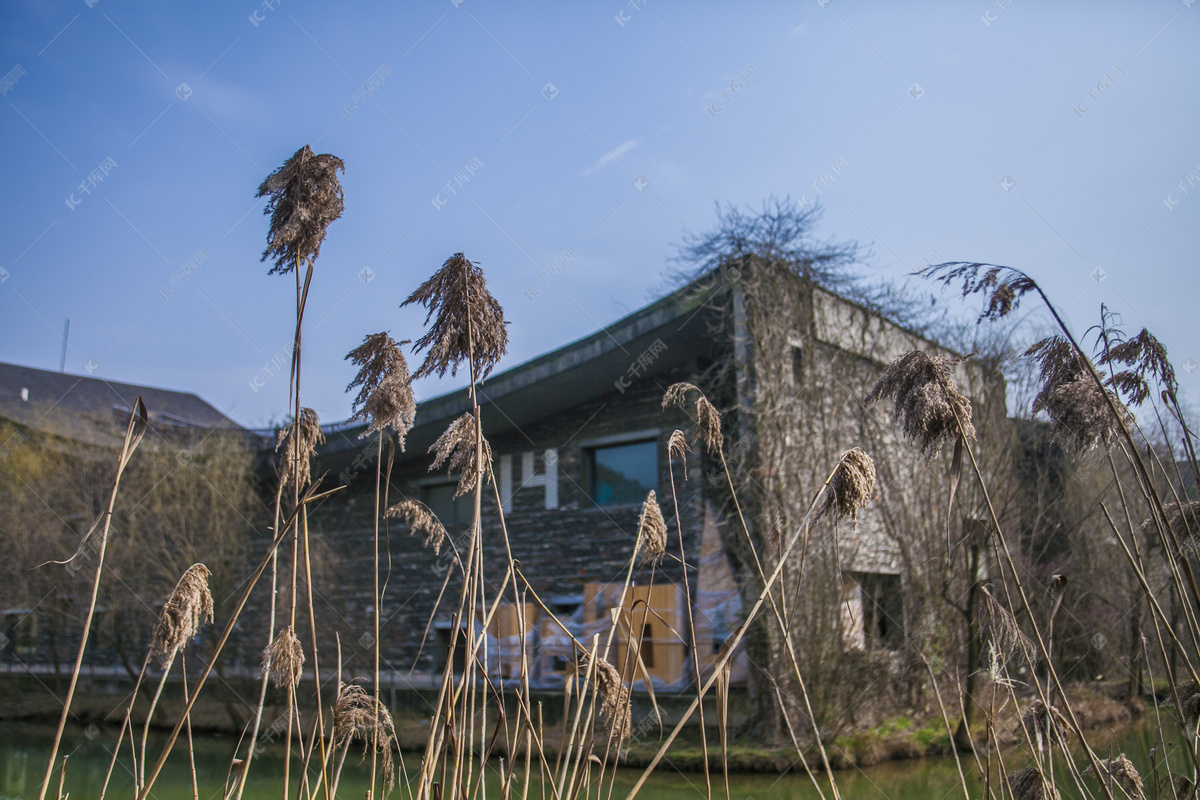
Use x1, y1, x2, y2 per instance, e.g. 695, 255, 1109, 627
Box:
792, 346, 804, 386
860, 573, 904, 650
424, 484, 474, 528
589, 440, 657, 506
641, 623, 655, 668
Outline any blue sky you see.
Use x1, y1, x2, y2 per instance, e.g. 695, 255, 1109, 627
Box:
2, 1, 1197, 427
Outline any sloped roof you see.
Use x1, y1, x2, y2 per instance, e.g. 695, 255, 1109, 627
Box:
0, 361, 241, 449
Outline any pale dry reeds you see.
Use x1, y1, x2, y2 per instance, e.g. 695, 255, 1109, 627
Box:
638, 490, 668, 566
346, 332, 416, 444
403, 253, 508, 381
865, 350, 975, 457
332, 681, 398, 794
818, 448, 875, 524
1007, 766, 1060, 800
1088, 754, 1145, 800
662, 383, 723, 454
429, 413, 492, 499
1028, 336, 1131, 454
150, 564, 214, 665
277, 408, 324, 489
386, 499, 448, 554
575, 656, 632, 742
262, 625, 305, 689
257, 145, 345, 274
1099, 327, 1178, 406
1017, 699, 1067, 752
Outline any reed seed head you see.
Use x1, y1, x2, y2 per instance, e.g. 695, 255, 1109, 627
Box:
638, 490, 668, 566
1099, 327, 1178, 406
918, 262, 1038, 322
575, 656, 632, 742
386, 499, 448, 554
1142, 500, 1200, 554
277, 408, 324, 490
332, 681, 398, 794
866, 350, 975, 457
429, 413, 492, 499
402, 253, 509, 381
257, 145, 345, 274
346, 332, 416, 445
979, 587, 1036, 670
1007, 766, 1059, 800
150, 564, 214, 665
263, 625, 305, 689
1087, 755, 1144, 800
662, 383, 724, 454
1017, 699, 1067, 753
1028, 336, 1131, 454
667, 429, 689, 474
818, 448, 875, 525
1172, 679, 1200, 723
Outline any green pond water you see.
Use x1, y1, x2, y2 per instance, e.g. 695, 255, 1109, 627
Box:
0, 719, 1186, 800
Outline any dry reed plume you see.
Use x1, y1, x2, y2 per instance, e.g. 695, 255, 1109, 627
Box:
1007, 766, 1059, 800
1171, 679, 1200, 723
576, 656, 632, 742
1099, 327, 1178, 406
429, 413, 492, 499
277, 408, 324, 489
667, 429, 689, 473
346, 332, 416, 443
402, 252, 508, 381
818, 448, 875, 524
386, 499, 448, 554
662, 383, 723, 453
918, 262, 1039, 322
1088, 755, 1145, 800
150, 564, 214, 664
332, 682, 398, 794
1017, 699, 1067, 752
865, 350, 975, 456
638, 490, 668, 565
262, 625, 305, 689
1028, 336, 1131, 453
1142, 500, 1200, 554
257, 145, 345, 274
979, 586, 1036, 670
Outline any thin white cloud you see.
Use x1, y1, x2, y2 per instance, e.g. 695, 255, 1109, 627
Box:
580, 139, 637, 176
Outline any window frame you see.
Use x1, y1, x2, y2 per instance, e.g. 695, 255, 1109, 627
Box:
580, 429, 660, 508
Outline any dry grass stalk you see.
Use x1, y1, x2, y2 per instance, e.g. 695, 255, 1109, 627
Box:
817, 448, 875, 524
638, 491, 668, 566
1016, 699, 1067, 752
1007, 766, 1059, 800
332, 682, 398, 794
151, 564, 214, 665
262, 626, 304, 689
1028, 336, 1131, 453
667, 429, 689, 473
346, 332, 416, 444
429, 413, 492, 499
865, 350, 975, 457
662, 382, 723, 453
1088, 755, 1145, 800
277, 408, 324, 489
386, 499, 448, 554
256, 145, 345, 274
575, 656, 632, 742
402, 252, 508, 381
